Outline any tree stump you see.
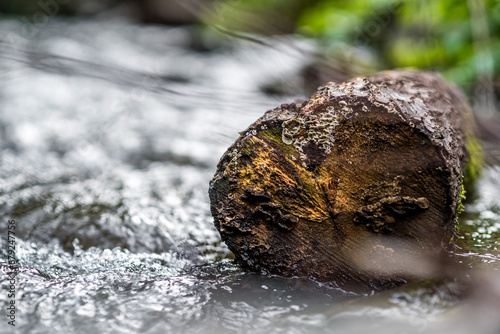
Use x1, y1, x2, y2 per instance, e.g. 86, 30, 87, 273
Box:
209, 70, 481, 291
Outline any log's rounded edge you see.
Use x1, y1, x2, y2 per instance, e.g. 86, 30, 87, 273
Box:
209, 70, 479, 290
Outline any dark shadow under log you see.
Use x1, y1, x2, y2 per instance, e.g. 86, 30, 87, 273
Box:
209, 70, 481, 291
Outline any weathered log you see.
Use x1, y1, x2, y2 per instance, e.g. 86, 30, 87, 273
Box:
209, 70, 482, 290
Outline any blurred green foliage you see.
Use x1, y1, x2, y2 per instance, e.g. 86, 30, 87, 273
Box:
212, 0, 500, 91
3, 0, 499, 93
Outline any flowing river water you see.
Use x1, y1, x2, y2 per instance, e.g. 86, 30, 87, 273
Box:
0, 19, 499, 334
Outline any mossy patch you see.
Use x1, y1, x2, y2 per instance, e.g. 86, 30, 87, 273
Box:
464, 134, 483, 190
457, 175, 466, 218
463, 133, 484, 201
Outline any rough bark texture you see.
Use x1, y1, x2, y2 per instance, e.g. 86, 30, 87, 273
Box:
209, 70, 479, 291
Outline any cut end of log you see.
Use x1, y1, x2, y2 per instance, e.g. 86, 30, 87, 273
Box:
209, 70, 480, 291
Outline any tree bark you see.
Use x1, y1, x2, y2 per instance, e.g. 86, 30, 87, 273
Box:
209, 70, 480, 291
